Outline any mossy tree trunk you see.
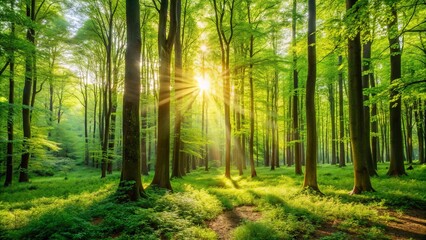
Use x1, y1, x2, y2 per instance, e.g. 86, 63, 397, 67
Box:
151, 0, 177, 190
119, 0, 145, 201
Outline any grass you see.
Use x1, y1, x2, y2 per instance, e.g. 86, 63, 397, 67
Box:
0, 162, 425, 239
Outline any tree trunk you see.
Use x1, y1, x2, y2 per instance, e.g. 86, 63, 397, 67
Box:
346, 0, 374, 194
338, 56, 346, 167
414, 100, 424, 163
404, 103, 413, 164
328, 82, 337, 165
292, 0, 302, 174
120, 0, 145, 201
151, 0, 177, 190
362, 41, 377, 176
303, 0, 320, 193
5, 0, 15, 187
19, 0, 35, 183
370, 70, 379, 169
172, 0, 184, 178
212, 0, 235, 178
248, 27, 257, 175
386, 4, 406, 176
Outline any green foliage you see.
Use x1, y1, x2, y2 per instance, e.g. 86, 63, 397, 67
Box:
1, 164, 425, 239
232, 221, 282, 240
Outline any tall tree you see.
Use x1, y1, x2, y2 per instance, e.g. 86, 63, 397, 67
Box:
246, 0, 257, 178
346, 0, 374, 194
212, 0, 235, 178
303, 0, 320, 193
119, 0, 145, 201
338, 55, 346, 167
151, 0, 177, 190
19, 0, 36, 182
4, 0, 15, 187
292, 0, 302, 175
386, 2, 406, 176
362, 39, 377, 176
172, 0, 184, 178
414, 101, 424, 163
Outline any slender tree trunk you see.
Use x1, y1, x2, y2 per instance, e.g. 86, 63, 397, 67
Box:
151, 0, 177, 190
370, 71, 378, 169
386, 4, 406, 176
346, 0, 374, 194
5, 0, 15, 187
84, 83, 89, 165
362, 41, 377, 176
328, 82, 337, 165
119, 0, 145, 201
414, 101, 424, 163
212, 0, 235, 179
140, 21, 149, 175
338, 56, 346, 167
19, 0, 35, 183
404, 103, 413, 164
172, 0, 184, 178
292, 0, 302, 174
303, 0, 320, 193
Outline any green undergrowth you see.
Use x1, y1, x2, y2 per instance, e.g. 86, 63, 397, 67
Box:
0, 163, 425, 239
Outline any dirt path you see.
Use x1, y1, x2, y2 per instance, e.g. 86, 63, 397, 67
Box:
209, 206, 425, 240
384, 209, 426, 239
207, 205, 262, 240
314, 208, 426, 240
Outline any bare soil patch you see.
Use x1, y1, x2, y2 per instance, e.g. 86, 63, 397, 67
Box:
384, 209, 426, 240
207, 205, 262, 240
313, 208, 426, 240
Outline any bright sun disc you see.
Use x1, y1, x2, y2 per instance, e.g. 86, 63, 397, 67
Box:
198, 79, 210, 92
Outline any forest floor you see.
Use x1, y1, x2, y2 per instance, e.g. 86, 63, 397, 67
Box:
0, 162, 425, 239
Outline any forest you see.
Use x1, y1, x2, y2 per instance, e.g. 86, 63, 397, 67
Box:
0, 0, 425, 239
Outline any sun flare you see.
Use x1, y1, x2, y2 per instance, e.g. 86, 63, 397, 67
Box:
198, 78, 210, 92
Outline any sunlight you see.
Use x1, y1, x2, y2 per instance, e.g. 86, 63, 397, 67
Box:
197, 77, 210, 93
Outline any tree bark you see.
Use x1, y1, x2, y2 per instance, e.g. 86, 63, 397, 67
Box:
19, 0, 35, 183
362, 41, 378, 176
119, 0, 145, 201
5, 0, 15, 187
414, 100, 424, 163
346, 0, 374, 194
172, 0, 184, 178
247, 0, 257, 176
151, 0, 177, 190
338, 55, 345, 167
303, 0, 320, 193
370, 70, 379, 169
387, 4, 406, 176
212, 0, 235, 179
292, 0, 302, 174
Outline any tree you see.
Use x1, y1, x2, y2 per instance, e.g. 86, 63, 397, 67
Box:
151, 0, 177, 190
4, 0, 15, 187
362, 39, 378, 176
346, 0, 374, 194
119, 0, 145, 201
303, 0, 320, 193
212, 0, 235, 179
172, 0, 184, 178
292, 0, 302, 175
386, 2, 406, 176
246, 0, 257, 178
19, 0, 36, 183
338, 55, 346, 167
